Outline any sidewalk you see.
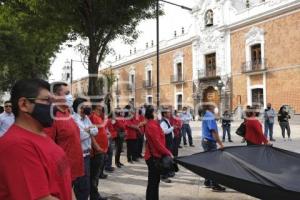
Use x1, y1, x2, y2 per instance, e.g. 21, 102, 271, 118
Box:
99, 121, 300, 200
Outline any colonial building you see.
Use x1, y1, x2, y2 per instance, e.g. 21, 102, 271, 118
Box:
111, 27, 195, 111
72, 0, 300, 114
226, 0, 300, 113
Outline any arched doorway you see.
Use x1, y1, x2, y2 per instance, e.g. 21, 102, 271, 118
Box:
203, 86, 220, 108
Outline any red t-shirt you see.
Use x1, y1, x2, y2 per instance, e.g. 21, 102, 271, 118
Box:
0, 125, 72, 200
144, 119, 172, 161
170, 116, 182, 138
138, 115, 146, 134
89, 113, 109, 154
114, 117, 127, 132
245, 118, 268, 145
44, 109, 84, 181
125, 118, 140, 140
106, 119, 118, 139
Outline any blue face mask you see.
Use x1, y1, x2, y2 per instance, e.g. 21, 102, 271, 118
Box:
65, 94, 73, 108
29, 103, 54, 128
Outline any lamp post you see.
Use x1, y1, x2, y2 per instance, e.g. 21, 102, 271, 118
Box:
116, 77, 120, 108
156, 0, 192, 108
68, 59, 88, 94
217, 80, 225, 115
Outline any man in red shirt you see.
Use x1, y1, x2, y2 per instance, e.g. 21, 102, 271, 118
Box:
124, 105, 142, 163
113, 110, 127, 167
137, 109, 146, 158
89, 101, 108, 200
169, 108, 182, 157
0, 79, 72, 200
44, 82, 84, 190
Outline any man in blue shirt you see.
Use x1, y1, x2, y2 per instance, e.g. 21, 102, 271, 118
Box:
201, 103, 225, 192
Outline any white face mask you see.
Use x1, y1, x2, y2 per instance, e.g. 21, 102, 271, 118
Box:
65, 94, 74, 108
214, 107, 219, 115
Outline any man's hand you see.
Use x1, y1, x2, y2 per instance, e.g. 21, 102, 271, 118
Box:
219, 143, 225, 150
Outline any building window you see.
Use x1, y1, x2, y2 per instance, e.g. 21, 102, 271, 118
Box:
176, 94, 183, 111
205, 10, 213, 27
176, 63, 183, 81
147, 70, 152, 85
251, 44, 262, 70
251, 88, 264, 108
147, 96, 153, 105
205, 53, 216, 77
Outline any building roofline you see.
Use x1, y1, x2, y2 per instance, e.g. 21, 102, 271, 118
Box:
219, 1, 300, 31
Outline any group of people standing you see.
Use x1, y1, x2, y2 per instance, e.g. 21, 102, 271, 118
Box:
0, 78, 196, 200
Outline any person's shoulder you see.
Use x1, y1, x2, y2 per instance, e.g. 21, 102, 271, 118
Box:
0, 126, 34, 154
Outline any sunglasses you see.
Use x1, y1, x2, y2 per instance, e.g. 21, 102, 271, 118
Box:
4, 105, 12, 108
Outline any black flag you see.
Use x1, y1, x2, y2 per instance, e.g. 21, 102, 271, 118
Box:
176, 146, 300, 200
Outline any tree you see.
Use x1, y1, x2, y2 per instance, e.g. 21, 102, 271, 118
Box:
64, 0, 158, 96
0, 0, 70, 90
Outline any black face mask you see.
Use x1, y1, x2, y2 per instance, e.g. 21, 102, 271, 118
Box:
29, 103, 54, 128
83, 107, 92, 115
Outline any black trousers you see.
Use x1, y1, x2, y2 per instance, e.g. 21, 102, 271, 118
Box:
165, 133, 173, 152
115, 136, 124, 164
105, 138, 114, 169
73, 155, 90, 200
90, 153, 106, 200
146, 157, 161, 200
279, 122, 291, 138
137, 135, 144, 156
126, 139, 138, 161
172, 136, 180, 157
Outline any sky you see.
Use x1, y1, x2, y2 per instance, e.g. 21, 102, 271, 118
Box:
49, 0, 198, 82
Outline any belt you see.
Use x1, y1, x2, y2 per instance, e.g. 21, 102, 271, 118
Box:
83, 149, 91, 154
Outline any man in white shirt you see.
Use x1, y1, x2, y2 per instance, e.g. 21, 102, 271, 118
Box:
0, 101, 15, 137
179, 107, 194, 147
160, 106, 175, 183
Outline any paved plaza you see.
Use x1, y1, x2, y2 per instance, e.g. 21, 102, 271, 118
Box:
100, 119, 300, 200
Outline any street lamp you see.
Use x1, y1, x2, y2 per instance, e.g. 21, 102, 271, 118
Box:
116, 77, 120, 108
68, 59, 88, 94
216, 80, 225, 115
156, 0, 192, 108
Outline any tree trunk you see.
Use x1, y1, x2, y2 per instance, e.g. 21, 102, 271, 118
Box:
87, 38, 99, 96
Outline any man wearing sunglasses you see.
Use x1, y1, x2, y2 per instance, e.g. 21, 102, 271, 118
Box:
0, 79, 72, 200
0, 100, 15, 137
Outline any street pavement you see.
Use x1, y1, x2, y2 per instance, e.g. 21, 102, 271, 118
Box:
99, 119, 300, 200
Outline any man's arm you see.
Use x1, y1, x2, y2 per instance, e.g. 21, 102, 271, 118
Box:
211, 130, 224, 149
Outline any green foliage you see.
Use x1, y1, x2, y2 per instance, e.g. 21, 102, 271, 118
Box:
0, 0, 158, 94
0, 0, 70, 91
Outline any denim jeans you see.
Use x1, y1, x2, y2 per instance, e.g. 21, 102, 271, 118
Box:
264, 121, 274, 140
105, 138, 114, 168
181, 124, 193, 145
222, 126, 231, 141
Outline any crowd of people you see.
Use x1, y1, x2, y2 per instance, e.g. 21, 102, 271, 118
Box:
0, 79, 195, 200
0, 78, 294, 200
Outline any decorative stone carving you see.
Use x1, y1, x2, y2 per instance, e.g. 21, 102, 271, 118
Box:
205, 10, 214, 26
